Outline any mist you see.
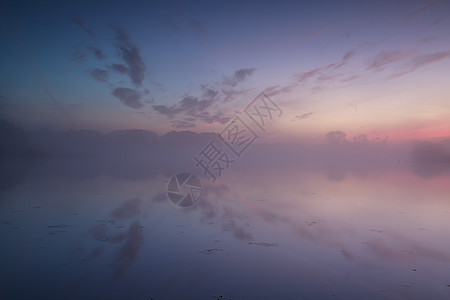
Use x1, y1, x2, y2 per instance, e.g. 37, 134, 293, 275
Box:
1, 119, 449, 191
2, 119, 450, 299
2, 0, 450, 298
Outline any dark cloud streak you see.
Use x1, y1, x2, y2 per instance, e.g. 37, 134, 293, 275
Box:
89, 69, 108, 82
112, 26, 146, 86
223, 68, 256, 87
388, 50, 450, 79
70, 17, 95, 40
153, 94, 231, 127
173, 120, 196, 129
293, 112, 314, 121
189, 19, 207, 37
153, 96, 214, 119
87, 46, 106, 59
406, 1, 441, 21
112, 87, 144, 109
366, 50, 415, 70
109, 64, 128, 74
295, 63, 336, 82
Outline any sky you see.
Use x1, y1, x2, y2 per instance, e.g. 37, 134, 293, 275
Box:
1, 0, 449, 143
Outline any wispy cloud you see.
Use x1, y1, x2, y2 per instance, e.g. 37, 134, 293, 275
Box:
264, 50, 357, 98
168, 19, 182, 33
89, 69, 108, 82
284, 49, 361, 95
264, 84, 296, 97
220, 87, 252, 102
300, 24, 335, 46
193, 110, 230, 124
70, 17, 95, 40
72, 45, 87, 61
72, 45, 106, 61
334, 50, 356, 68
109, 64, 128, 74
421, 36, 436, 43
153, 96, 215, 119
151, 67, 257, 127
112, 26, 146, 86
153, 94, 231, 127
295, 63, 336, 83
409, 50, 450, 69
340, 75, 360, 83
223, 68, 256, 87
112, 87, 144, 109
366, 50, 415, 71
72, 26, 148, 109
189, 19, 207, 38
293, 112, 314, 121
201, 87, 219, 100
406, 0, 441, 22
342, 50, 356, 62
172, 120, 197, 129
388, 50, 450, 79
87, 46, 106, 59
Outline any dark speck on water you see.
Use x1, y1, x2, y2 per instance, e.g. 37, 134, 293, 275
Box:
48, 224, 71, 228
248, 242, 279, 247
198, 249, 223, 255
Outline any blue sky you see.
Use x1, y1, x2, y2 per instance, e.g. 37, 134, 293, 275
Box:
1, 0, 449, 142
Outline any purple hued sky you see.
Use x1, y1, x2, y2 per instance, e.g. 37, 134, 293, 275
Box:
1, 0, 449, 143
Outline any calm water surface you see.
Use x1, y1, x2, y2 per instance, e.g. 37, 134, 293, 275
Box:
1, 158, 449, 299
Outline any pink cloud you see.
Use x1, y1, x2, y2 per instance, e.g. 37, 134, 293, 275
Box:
295, 63, 337, 82
406, 0, 441, 22
366, 50, 416, 71
388, 50, 450, 79
300, 24, 336, 45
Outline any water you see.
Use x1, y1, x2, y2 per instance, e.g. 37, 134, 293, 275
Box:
1, 157, 449, 299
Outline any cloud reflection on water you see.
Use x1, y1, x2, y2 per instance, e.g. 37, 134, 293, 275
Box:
1, 149, 449, 298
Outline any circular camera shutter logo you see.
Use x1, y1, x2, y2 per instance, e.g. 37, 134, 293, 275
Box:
167, 173, 202, 208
